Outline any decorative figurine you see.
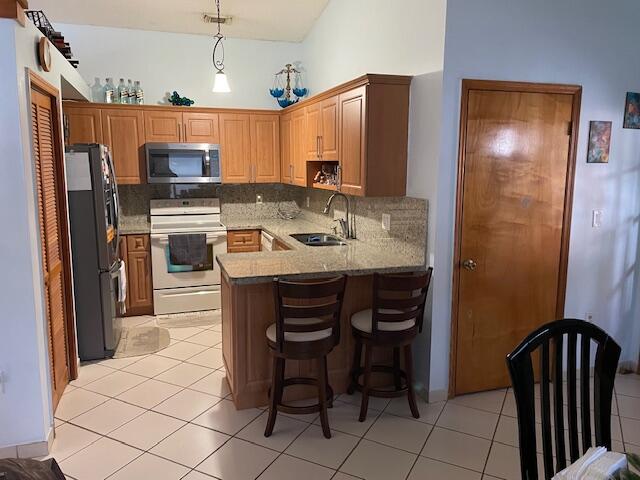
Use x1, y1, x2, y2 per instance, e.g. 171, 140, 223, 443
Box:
168, 91, 195, 106
269, 64, 307, 108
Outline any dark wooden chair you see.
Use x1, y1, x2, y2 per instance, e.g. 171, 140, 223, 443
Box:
265, 276, 347, 439
506, 318, 621, 480
348, 269, 432, 422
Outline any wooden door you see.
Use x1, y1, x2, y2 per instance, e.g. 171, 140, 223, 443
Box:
220, 113, 251, 183
320, 96, 339, 159
183, 112, 219, 143
126, 235, 153, 315
250, 114, 280, 183
338, 86, 366, 196
452, 81, 580, 395
291, 109, 307, 186
101, 109, 145, 184
143, 110, 182, 143
305, 102, 321, 160
280, 112, 293, 184
31, 84, 72, 409
65, 106, 102, 145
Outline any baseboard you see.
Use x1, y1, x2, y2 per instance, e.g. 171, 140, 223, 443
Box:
427, 389, 448, 403
619, 360, 638, 374
1, 427, 53, 460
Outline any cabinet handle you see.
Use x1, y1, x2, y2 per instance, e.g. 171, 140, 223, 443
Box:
316, 136, 320, 158
289, 164, 293, 183
183, 123, 187, 141
337, 164, 342, 191
177, 123, 181, 141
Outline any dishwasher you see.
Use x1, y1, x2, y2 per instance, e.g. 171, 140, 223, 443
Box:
261, 231, 274, 251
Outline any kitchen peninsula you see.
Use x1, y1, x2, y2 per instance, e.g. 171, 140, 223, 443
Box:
217, 215, 427, 409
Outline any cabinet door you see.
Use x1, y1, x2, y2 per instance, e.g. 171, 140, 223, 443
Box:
304, 102, 321, 160
338, 87, 366, 196
183, 112, 219, 143
144, 110, 182, 143
250, 114, 280, 183
320, 96, 339, 159
126, 235, 153, 315
219, 113, 251, 183
291, 109, 307, 187
280, 113, 292, 184
65, 107, 103, 145
101, 109, 145, 184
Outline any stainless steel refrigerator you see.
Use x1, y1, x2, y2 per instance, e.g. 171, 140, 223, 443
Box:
65, 144, 122, 361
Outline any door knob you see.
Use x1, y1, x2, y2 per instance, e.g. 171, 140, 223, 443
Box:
462, 259, 477, 271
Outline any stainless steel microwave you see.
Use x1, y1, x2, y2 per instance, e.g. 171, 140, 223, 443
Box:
145, 143, 221, 184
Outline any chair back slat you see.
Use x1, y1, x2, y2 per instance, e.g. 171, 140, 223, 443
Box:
371, 269, 432, 337
566, 332, 579, 462
281, 302, 341, 320
580, 335, 592, 450
506, 319, 621, 480
539, 340, 554, 480
272, 276, 347, 352
553, 336, 567, 471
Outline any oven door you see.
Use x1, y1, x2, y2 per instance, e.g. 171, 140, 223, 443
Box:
145, 143, 221, 184
151, 231, 227, 290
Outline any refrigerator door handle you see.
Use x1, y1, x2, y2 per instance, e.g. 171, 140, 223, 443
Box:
106, 147, 121, 260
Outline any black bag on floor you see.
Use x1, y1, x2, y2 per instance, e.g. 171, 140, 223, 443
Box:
0, 459, 65, 480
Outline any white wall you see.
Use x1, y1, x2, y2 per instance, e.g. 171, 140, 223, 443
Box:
0, 18, 90, 449
59, 24, 303, 109
302, 0, 446, 95
430, 0, 640, 395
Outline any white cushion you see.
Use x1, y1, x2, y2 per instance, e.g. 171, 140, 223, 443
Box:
350, 309, 416, 333
266, 317, 332, 343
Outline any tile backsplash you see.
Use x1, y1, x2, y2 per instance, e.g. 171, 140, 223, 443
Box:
119, 183, 427, 256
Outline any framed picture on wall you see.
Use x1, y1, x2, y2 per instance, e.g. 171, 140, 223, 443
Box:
587, 121, 612, 164
623, 92, 640, 129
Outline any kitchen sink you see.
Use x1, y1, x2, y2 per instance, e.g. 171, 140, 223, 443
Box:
290, 233, 347, 247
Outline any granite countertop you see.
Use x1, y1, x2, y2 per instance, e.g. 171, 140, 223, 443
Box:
218, 217, 426, 285
119, 215, 151, 235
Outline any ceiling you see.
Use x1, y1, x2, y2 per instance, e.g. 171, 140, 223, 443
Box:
29, 0, 329, 42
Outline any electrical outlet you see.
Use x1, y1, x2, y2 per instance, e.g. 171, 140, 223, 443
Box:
306, 196, 310, 208
381, 213, 391, 231
256, 194, 263, 205
585, 312, 594, 322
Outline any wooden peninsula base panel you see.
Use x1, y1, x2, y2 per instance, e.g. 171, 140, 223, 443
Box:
221, 273, 393, 409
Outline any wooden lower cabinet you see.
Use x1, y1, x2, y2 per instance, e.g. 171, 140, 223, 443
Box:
121, 234, 153, 316
227, 230, 261, 253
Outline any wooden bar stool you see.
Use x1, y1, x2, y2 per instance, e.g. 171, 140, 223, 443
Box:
264, 276, 347, 439
348, 269, 432, 422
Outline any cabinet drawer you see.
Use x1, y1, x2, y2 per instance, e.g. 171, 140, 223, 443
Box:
227, 230, 260, 252
127, 234, 149, 252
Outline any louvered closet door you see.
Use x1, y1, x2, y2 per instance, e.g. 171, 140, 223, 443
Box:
31, 88, 70, 409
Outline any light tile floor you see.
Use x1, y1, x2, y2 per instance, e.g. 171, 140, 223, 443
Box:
48, 316, 640, 480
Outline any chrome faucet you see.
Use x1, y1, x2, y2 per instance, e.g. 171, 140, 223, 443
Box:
323, 192, 353, 239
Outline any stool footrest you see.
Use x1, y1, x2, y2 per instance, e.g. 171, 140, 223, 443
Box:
269, 376, 334, 414
349, 364, 409, 398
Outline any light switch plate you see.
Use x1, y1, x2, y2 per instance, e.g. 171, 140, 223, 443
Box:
256, 194, 263, 205
382, 213, 391, 231
592, 209, 602, 228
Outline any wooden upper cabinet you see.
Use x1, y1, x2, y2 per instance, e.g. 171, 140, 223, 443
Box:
250, 114, 280, 183
144, 110, 182, 143
304, 102, 321, 160
183, 112, 219, 143
65, 106, 103, 145
220, 113, 251, 183
101, 109, 145, 184
280, 113, 292, 184
291, 108, 307, 187
338, 86, 366, 196
320, 96, 339, 160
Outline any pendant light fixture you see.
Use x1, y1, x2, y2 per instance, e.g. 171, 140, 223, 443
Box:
212, 0, 230, 93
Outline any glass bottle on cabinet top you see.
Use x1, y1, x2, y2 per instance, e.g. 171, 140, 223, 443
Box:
127, 79, 135, 104
104, 77, 115, 103
117, 78, 128, 104
134, 81, 144, 105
